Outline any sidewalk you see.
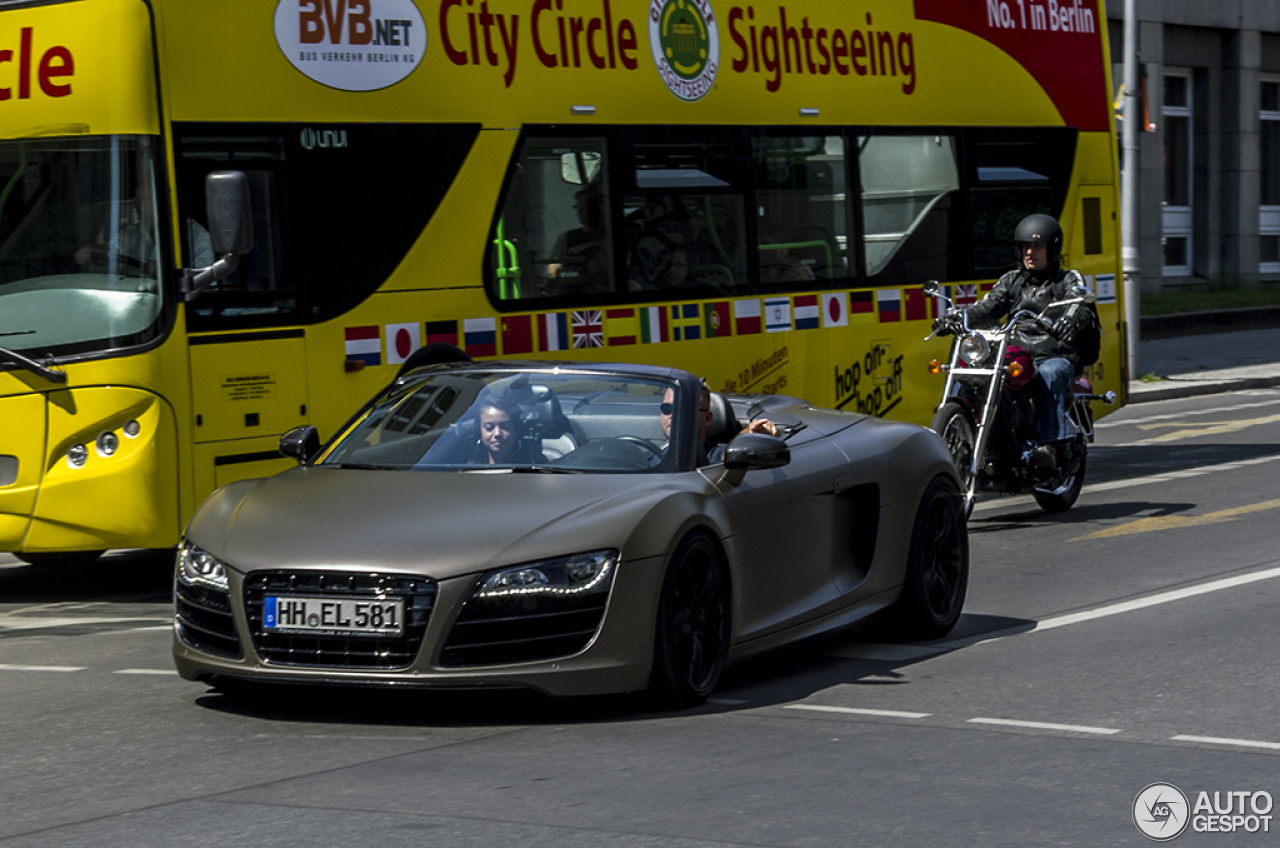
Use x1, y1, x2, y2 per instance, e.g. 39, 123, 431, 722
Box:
1128, 325, 1280, 403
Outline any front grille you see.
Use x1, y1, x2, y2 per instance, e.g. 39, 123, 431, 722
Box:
175, 582, 241, 658
244, 571, 436, 669
439, 593, 608, 667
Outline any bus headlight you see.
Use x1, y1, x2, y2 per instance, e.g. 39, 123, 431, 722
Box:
96, 431, 119, 457
177, 543, 229, 591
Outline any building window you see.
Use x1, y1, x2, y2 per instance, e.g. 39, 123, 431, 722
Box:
1261, 77, 1280, 274
1162, 70, 1193, 277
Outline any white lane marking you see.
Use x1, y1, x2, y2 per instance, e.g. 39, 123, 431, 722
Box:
1030, 564, 1280, 632
827, 563, 1280, 664
114, 668, 174, 675
1098, 395, 1280, 428
0, 663, 85, 672
968, 717, 1122, 735
0, 616, 169, 632
1171, 735, 1280, 751
785, 704, 931, 719
973, 452, 1280, 513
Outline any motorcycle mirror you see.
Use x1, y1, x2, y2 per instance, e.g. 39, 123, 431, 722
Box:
1071, 285, 1097, 304
922, 280, 942, 296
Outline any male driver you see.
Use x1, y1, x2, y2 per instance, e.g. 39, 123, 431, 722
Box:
660, 383, 777, 467
933, 213, 1097, 468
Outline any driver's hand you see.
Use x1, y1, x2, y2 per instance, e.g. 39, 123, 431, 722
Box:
744, 418, 778, 437
931, 310, 961, 336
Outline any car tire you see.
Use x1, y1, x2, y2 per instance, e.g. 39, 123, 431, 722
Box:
14, 550, 105, 567
896, 475, 968, 640
649, 532, 730, 709
929, 401, 977, 518
1033, 448, 1086, 513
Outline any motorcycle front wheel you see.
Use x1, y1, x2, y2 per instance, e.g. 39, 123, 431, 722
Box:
1033, 446, 1087, 512
929, 401, 977, 518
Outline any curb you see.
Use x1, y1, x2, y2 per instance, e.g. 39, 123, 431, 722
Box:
1141, 306, 1280, 338
1128, 374, 1280, 404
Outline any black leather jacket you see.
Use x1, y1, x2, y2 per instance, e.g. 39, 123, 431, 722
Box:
965, 266, 1086, 368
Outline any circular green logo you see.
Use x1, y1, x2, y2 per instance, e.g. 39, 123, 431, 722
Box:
649, 0, 719, 101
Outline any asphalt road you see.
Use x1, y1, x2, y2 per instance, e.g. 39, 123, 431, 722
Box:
2, 388, 1279, 846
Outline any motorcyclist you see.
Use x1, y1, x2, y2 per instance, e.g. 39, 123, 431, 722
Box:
933, 213, 1096, 468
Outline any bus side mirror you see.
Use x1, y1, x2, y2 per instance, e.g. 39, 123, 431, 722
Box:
206, 171, 254, 256
183, 170, 254, 301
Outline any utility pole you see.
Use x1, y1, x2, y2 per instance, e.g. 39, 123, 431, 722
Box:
1121, 0, 1141, 382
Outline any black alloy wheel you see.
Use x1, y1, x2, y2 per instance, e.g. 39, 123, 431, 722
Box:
929, 401, 977, 517
649, 532, 730, 709
897, 475, 969, 640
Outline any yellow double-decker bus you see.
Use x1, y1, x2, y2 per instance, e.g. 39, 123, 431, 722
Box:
0, 0, 1124, 563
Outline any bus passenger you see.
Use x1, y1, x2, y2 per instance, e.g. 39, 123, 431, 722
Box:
546, 187, 608, 292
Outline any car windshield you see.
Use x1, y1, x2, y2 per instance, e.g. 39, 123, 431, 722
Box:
318, 369, 685, 474
0, 135, 165, 359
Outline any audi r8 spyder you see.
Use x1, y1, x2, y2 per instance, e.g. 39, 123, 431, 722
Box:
173, 361, 968, 707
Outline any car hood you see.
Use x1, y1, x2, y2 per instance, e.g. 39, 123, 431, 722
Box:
187, 467, 688, 580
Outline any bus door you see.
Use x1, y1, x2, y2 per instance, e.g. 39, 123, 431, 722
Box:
175, 129, 307, 495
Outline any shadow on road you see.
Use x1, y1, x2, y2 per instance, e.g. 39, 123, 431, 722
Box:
0, 549, 173, 603
188, 612, 1037, 727
970, 500, 1199, 533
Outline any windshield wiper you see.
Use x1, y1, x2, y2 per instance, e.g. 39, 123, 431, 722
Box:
0, 344, 66, 383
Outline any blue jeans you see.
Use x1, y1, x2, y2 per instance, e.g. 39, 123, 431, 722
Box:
1034, 357, 1074, 442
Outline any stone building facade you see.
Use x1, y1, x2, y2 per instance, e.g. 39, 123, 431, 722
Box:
1107, 0, 1280, 291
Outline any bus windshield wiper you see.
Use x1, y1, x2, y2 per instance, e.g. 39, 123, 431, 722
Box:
0, 344, 66, 383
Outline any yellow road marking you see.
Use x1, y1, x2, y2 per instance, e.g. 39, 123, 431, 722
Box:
1136, 412, 1280, 443
1070, 498, 1280, 542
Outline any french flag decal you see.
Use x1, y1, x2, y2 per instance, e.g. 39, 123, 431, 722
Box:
344, 326, 381, 366
539, 312, 569, 351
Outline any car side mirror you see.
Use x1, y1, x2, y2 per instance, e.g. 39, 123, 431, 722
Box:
279, 425, 320, 464
718, 433, 789, 486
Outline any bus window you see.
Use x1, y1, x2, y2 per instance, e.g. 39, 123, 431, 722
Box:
967, 136, 1065, 273
492, 136, 613, 301
858, 134, 960, 287
752, 134, 850, 284
622, 134, 748, 295
177, 122, 478, 329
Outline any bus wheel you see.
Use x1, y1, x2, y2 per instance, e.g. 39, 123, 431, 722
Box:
397, 343, 471, 377
15, 550, 105, 567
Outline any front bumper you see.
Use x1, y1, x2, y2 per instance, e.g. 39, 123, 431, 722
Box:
172, 556, 665, 698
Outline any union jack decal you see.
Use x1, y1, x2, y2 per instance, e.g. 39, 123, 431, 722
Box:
572, 310, 603, 348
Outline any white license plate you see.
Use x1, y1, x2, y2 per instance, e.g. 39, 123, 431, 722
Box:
264, 596, 405, 637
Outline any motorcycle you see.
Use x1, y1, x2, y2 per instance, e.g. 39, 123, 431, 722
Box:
921, 279, 1116, 517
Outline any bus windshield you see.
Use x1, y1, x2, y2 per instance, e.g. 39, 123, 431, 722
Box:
0, 135, 166, 359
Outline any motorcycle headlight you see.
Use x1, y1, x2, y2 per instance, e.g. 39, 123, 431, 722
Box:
473, 550, 618, 600
176, 542, 229, 591
959, 335, 991, 366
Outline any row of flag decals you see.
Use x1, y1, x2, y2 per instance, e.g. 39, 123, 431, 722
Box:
343, 285, 992, 363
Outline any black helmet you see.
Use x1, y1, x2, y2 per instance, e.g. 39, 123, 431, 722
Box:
1013, 213, 1063, 267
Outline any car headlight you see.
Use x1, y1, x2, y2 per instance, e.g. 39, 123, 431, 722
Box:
959, 335, 991, 366
177, 542, 229, 591
473, 550, 618, 600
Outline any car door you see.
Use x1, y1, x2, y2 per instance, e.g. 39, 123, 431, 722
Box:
714, 429, 854, 643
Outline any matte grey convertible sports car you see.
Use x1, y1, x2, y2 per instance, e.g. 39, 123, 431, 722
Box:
173, 362, 967, 707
